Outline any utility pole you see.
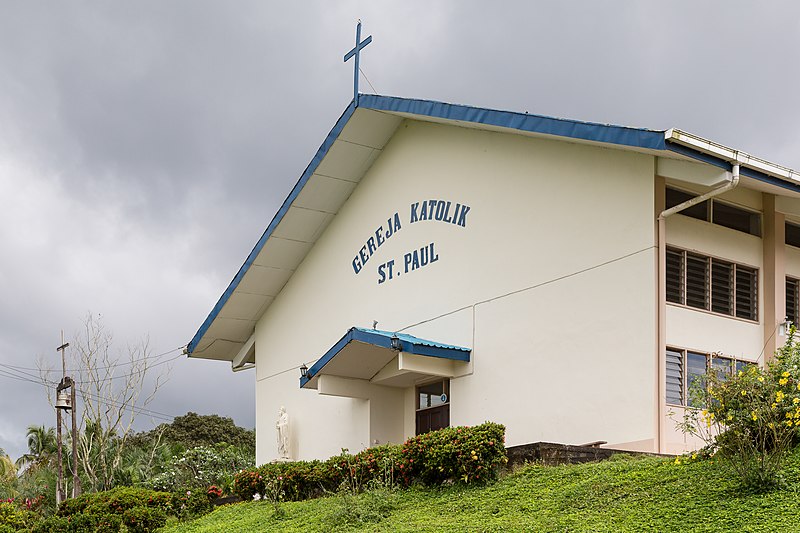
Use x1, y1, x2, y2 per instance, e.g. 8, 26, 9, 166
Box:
55, 333, 69, 505
70, 373, 80, 497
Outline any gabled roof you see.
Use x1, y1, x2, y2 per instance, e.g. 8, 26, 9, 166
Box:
187, 94, 800, 364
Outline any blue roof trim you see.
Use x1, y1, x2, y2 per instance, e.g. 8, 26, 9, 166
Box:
300, 327, 471, 388
187, 100, 357, 355
665, 141, 800, 195
358, 94, 668, 151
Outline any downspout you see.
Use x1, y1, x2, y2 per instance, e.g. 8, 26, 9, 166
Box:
655, 162, 740, 454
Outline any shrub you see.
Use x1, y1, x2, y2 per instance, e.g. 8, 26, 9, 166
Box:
170, 489, 211, 520
122, 506, 167, 533
0, 501, 38, 531
400, 422, 507, 485
233, 422, 508, 502
29, 515, 70, 533
57, 486, 173, 518
680, 332, 800, 491
232, 468, 264, 501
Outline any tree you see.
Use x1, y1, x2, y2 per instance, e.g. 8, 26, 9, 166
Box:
130, 412, 255, 455
16, 425, 57, 472
0, 447, 16, 484
41, 313, 169, 492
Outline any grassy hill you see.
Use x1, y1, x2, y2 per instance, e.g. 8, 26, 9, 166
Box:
164, 450, 800, 532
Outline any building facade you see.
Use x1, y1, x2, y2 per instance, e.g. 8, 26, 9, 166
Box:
187, 95, 800, 463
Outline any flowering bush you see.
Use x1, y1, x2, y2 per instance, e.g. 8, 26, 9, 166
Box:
399, 422, 507, 485
123, 505, 167, 533
232, 422, 507, 502
680, 332, 800, 490
206, 485, 223, 500
146, 444, 252, 493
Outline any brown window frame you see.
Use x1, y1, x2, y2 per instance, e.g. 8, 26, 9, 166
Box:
666, 246, 758, 322
666, 348, 756, 407
665, 186, 761, 237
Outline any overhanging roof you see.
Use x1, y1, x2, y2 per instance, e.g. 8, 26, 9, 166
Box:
187, 93, 800, 364
300, 327, 471, 390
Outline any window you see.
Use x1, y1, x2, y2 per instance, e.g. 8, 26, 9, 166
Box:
787, 277, 799, 326
417, 380, 449, 410
666, 247, 758, 321
666, 348, 756, 406
665, 187, 761, 236
786, 222, 800, 248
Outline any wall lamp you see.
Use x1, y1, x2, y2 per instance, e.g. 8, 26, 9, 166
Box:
779, 319, 793, 338
390, 335, 402, 351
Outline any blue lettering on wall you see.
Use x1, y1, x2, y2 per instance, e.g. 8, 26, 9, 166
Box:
409, 200, 470, 227
351, 200, 470, 282
351, 212, 401, 274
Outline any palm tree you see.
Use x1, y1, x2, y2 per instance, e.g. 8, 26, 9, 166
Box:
16, 425, 57, 472
0, 447, 16, 483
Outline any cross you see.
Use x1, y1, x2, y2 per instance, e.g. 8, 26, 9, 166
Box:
344, 20, 372, 105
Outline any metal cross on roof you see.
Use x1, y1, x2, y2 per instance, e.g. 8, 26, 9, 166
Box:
344, 20, 372, 105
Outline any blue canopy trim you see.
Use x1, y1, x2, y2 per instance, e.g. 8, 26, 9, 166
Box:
300, 327, 471, 388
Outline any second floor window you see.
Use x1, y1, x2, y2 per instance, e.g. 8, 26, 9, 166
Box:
666, 247, 758, 321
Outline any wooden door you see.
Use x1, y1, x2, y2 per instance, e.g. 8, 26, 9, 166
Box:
416, 404, 450, 435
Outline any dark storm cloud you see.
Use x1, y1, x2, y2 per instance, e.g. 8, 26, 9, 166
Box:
1, 1, 799, 459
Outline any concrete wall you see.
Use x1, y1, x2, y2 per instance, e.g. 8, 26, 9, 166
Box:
253, 119, 657, 464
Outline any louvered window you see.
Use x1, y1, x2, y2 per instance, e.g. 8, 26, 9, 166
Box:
666, 249, 684, 304
787, 277, 799, 326
710, 259, 733, 315
686, 253, 709, 310
666, 247, 758, 322
667, 348, 754, 406
735, 267, 757, 321
666, 349, 684, 405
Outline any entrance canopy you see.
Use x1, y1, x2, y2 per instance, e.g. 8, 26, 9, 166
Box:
300, 327, 470, 390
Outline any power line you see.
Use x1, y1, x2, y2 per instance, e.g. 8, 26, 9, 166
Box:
0, 366, 176, 422
3, 346, 185, 373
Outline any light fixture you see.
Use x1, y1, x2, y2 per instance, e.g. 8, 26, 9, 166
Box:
391, 335, 402, 351
779, 319, 793, 337
300, 364, 308, 378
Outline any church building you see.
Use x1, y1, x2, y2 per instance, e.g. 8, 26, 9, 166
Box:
187, 92, 800, 463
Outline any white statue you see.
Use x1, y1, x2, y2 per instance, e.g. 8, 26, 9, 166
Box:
276, 406, 290, 460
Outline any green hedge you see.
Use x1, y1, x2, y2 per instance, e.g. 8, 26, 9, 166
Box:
44, 486, 210, 532
232, 422, 506, 501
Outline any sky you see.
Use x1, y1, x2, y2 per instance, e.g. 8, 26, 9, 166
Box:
1, 1, 799, 460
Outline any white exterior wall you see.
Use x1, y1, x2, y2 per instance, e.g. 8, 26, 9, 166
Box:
254, 120, 657, 464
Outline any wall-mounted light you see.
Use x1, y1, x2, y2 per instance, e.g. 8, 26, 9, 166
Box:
300, 364, 308, 378
779, 319, 793, 337
391, 335, 402, 351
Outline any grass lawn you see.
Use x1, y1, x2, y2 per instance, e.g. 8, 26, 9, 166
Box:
163, 450, 800, 532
